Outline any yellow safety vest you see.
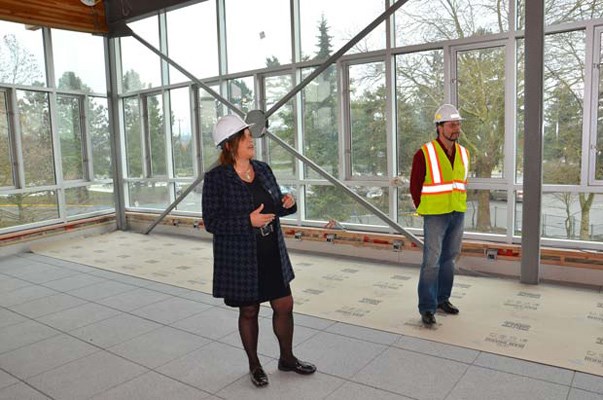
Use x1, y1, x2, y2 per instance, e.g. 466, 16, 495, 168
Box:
416, 140, 469, 215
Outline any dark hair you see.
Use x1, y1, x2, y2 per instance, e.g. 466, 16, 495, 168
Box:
218, 129, 246, 166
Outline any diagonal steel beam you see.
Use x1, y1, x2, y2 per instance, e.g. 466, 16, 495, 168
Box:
265, 129, 423, 247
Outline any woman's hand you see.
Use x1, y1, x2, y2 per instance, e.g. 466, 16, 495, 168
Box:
282, 193, 296, 209
250, 204, 275, 227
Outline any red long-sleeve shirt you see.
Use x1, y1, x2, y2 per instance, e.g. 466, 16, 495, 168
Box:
409, 138, 456, 209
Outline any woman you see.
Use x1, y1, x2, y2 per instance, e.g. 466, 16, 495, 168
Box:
202, 114, 316, 388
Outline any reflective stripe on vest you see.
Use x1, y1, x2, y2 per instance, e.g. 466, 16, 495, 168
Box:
417, 140, 469, 215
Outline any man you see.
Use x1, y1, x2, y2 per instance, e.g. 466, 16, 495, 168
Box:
410, 104, 469, 326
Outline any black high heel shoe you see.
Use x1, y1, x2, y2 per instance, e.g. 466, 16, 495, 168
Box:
250, 366, 269, 387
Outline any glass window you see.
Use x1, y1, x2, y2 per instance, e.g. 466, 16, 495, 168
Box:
225, 0, 291, 73
227, 77, 255, 114
52, 29, 106, 94
597, 32, 603, 181
65, 185, 114, 217
265, 74, 294, 179
515, 192, 603, 242
456, 45, 506, 180
57, 95, 84, 181
127, 181, 170, 209
466, 189, 508, 234
543, 31, 585, 185
147, 93, 166, 176
0, 190, 58, 229
395, 0, 509, 47
349, 62, 387, 177
516, 39, 525, 184
302, 65, 339, 178
0, 90, 14, 187
167, 1, 218, 84
170, 88, 194, 177
88, 97, 111, 180
300, 0, 385, 61
0, 21, 46, 86
305, 184, 389, 226
199, 86, 221, 170
454, 45, 506, 235
17, 90, 55, 186
395, 50, 444, 180
398, 189, 421, 228
175, 182, 201, 212
518, 0, 603, 29
305, 184, 352, 222
124, 96, 143, 178
121, 17, 161, 93
350, 185, 389, 226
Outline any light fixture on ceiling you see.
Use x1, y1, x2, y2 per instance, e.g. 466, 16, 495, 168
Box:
80, 0, 101, 6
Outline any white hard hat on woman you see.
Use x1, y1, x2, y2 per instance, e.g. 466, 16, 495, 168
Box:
212, 114, 252, 147
433, 104, 463, 124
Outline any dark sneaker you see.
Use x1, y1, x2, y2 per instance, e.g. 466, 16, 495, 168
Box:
438, 301, 459, 314
421, 311, 436, 325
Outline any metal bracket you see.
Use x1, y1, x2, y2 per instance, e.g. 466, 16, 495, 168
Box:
485, 248, 498, 261
393, 240, 403, 252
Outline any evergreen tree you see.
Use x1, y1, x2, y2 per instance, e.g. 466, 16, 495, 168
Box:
315, 16, 333, 62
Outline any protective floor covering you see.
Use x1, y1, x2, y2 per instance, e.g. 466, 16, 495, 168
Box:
30, 231, 603, 377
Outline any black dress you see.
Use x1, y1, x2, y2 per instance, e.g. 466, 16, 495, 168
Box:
224, 178, 291, 307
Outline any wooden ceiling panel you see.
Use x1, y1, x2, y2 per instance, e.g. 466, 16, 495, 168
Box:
0, 0, 108, 35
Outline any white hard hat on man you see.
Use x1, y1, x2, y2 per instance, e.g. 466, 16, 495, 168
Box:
212, 114, 253, 147
433, 104, 463, 124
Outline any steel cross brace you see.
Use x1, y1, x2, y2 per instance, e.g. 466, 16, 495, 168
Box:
135, 0, 422, 247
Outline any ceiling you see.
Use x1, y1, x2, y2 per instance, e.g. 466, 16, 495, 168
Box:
0, 0, 200, 36
0, 0, 108, 34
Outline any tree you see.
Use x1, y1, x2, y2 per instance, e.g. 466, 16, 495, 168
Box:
123, 71, 144, 178
396, 50, 445, 180
266, 77, 295, 177
314, 16, 333, 62
18, 91, 55, 186
0, 34, 44, 85
541, 32, 594, 240
0, 34, 51, 225
147, 94, 166, 176
299, 17, 348, 221
228, 78, 254, 114
350, 84, 387, 176
303, 17, 338, 178
88, 98, 111, 180
457, 47, 506, 231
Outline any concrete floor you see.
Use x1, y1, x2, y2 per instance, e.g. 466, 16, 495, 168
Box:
0, 252, 601, 400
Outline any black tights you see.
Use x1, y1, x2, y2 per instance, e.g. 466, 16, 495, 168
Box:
238, 295, 295, 370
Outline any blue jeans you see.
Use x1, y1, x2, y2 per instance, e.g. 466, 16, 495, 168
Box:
417, 212, 465, 315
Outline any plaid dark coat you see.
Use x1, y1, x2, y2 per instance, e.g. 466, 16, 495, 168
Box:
202, 160, 296, 302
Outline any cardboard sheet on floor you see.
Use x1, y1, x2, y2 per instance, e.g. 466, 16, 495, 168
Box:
31, 231, 603, 377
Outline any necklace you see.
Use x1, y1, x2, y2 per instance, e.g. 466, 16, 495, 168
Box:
235, 165, 252, 181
